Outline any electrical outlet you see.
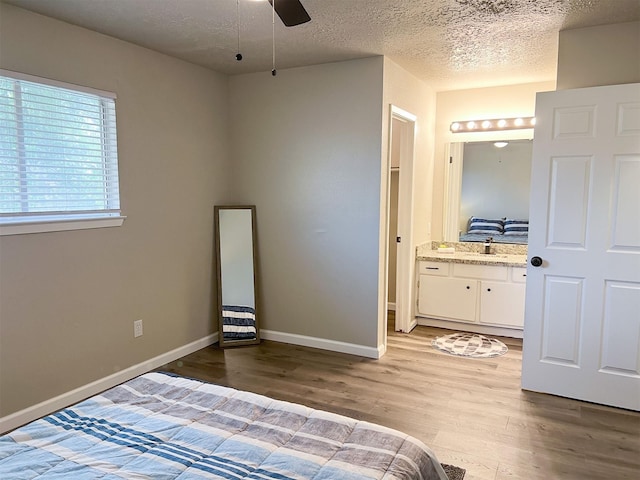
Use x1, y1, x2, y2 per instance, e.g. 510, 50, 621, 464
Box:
134, 319, 143, 338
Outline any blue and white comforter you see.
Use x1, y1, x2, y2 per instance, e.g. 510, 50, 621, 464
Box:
222, 305, 257, 341
0, 372, 448, 479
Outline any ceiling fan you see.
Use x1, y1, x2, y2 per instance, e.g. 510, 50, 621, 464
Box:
235, 0, 310, 74
268, 0, 311, 27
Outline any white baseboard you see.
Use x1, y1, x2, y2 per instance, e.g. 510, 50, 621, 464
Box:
261, 329, 382, 359
416, 317, 523, 339
0, 332, 219, 434
407, 317, 418, 332
1, 328, 386, 434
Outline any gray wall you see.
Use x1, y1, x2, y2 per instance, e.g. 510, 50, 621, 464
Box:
0, 4, 230, 416
228, 58, 384, 348
459, 140, 532, 232
557, 21, 640, 90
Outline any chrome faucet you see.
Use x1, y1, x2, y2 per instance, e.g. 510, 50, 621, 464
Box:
484, 237, 493, 254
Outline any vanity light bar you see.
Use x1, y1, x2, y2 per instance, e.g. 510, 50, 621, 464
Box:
450, 116, 536, 133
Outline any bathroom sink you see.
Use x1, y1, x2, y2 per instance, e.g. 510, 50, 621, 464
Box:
461, 253, 508, 259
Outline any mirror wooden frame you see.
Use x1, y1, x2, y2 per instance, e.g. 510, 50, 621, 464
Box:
214, 205, 260, 347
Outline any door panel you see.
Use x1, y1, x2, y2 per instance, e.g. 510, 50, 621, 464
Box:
523, 83, 640, 411
480, 281, 525, 328
600, 281, 640, 376
610, 155, 640, 250
540, 276, 584, 366
547, 156, 591, 247
418, 275, 476, 322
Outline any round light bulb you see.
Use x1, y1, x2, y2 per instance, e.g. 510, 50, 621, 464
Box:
497, 119, 507, 128
451, 122, 461, 131
514, 118, 524, 126
466, 121, 476, 130
482, 120, 491, 129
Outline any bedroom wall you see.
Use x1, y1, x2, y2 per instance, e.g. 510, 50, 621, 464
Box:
381, 58, 436, 340
430, 81, 555, 241
557, 21, 640, 90
0, 4, 230, 417
228, 58, 384, 350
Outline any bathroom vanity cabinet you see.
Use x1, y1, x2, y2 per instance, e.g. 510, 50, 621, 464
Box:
417, 258, 527, 337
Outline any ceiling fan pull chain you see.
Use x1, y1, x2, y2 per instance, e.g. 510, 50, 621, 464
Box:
235, 0, 242, 61
271, 0, 277, 76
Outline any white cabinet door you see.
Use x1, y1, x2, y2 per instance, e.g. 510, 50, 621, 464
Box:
523, 83, 640, 411
418, 275, 477, 321
480, 281, 526, 327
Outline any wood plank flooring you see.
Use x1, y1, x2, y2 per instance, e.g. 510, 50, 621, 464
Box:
158, 319, 640, 480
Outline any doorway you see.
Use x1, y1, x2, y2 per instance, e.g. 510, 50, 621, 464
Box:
386, 106, 416, 339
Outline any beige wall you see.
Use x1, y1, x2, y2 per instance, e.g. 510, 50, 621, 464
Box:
228, 58, 384, 348
430, 81, 555, 240
383, 58, 437, 247
557, 21, 640, 90
0, 4, 230, 416
381, 58, 436, 341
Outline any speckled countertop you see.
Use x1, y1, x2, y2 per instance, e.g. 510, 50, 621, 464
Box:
416, 241, 528, 267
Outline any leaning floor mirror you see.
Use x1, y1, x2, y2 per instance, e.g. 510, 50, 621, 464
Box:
214, 205, 260, 347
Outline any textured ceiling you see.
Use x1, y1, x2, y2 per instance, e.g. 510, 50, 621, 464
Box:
4, 0, 640, 91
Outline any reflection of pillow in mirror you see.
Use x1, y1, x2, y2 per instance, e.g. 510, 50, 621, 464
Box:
468, 217, 504, 234
504, 219, 529, 235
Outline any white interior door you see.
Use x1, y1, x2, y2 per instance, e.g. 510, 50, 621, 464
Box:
388, 106, 416, 334
522, 83, 640, 411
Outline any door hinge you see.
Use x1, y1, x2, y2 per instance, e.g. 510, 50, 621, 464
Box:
396, 236, 401, 243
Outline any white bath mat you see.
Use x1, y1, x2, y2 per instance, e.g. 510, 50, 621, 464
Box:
432, 332, 508, 358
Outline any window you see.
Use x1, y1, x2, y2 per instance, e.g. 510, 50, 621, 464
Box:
0, 70, 124, 235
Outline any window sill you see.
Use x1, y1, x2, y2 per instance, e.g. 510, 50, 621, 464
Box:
0, 216, 126, 236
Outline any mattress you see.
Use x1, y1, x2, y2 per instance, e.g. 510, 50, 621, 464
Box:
222, 305, 257, 341
0, 372, 448, 479
459, 232, 528, 244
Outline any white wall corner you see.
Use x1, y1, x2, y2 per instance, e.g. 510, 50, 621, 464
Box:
0, 332, 219, 434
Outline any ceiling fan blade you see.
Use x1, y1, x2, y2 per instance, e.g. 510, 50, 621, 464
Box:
268, 0, 311, 27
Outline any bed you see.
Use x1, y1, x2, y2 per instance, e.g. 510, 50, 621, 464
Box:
458, 232, 528, 244
459, 217, 528, 244
0, 372, 448, 479
222, 305, 257, 341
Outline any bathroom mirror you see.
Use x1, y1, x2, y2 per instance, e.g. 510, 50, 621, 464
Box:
443, 139, 532, 244
214, 205, 260, 347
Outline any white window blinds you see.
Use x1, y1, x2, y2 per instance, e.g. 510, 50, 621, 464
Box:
0, 70, 121, 226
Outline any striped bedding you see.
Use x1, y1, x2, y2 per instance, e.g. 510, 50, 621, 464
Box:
0, 372, 448, 479
222, 305, 257, 341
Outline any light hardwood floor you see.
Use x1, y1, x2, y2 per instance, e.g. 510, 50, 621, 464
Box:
159, 319, 640, 480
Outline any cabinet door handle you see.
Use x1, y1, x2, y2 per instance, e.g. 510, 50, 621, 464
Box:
487, 288, 492, 292
466, 286, 470, 290
426, 267, 440, 270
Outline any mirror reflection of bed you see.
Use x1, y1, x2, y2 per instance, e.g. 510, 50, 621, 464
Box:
214, 205, 260, 347
444, 139, 532, 245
